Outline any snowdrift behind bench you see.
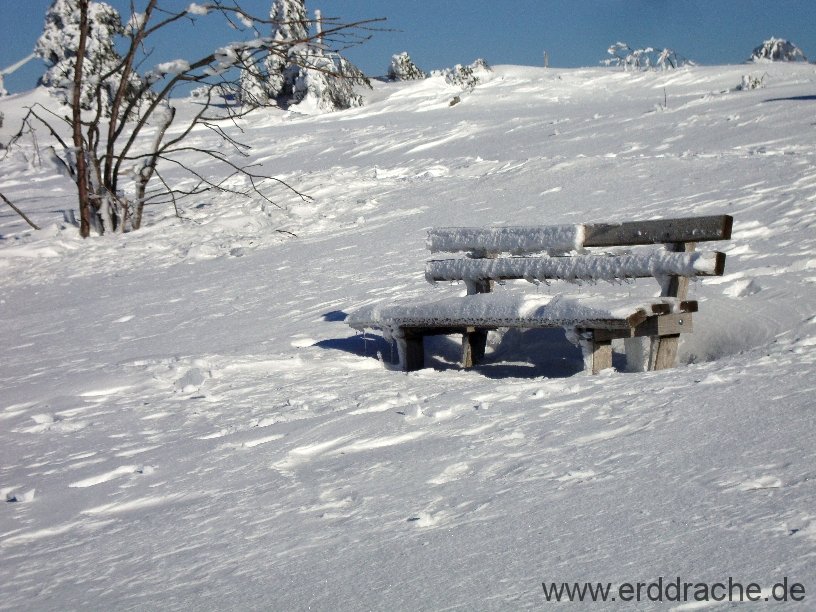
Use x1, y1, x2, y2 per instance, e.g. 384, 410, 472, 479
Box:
348, 215, 732, 374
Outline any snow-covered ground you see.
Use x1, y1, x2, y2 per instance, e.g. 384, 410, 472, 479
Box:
1, 63, 815, 610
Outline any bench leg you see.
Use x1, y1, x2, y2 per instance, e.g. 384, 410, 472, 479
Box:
398, 330, 425, 372
579, 330, 613, 374
590, 338, 613, 374
651, 334, 680, 370
462, 328, 488, 368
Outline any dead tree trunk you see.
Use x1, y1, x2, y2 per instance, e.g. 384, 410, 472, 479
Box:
72, 0, 92, 238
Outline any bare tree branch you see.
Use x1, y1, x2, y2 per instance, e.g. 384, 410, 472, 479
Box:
0, 192, 41, 230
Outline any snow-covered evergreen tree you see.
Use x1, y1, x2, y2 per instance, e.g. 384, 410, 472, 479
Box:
387, 52, 426, 81
35, 0, 140, 112
0, 74, 6, 97
750, 38, 808, 62
261, 0, 368, 111
293, 51, 366, 111
238, 52, 269, 107
265, 0, 310, 100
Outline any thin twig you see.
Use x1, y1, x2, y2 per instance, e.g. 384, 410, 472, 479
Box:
0, 192, 41, 230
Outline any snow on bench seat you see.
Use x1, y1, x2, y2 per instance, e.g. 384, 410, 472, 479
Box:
348, 292, 692, 335
426, 250, 725, 284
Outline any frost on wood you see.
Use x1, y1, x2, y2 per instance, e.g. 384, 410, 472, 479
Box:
427, 225, 585, 256
426, 250, 724, 284
749, 38, 808, 63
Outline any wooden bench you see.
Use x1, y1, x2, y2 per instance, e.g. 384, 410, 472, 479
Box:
348, 215, 732, 374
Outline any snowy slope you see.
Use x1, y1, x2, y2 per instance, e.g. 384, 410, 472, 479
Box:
1, 64, 816, 610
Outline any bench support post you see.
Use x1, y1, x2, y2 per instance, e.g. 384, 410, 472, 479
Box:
462, 260, 494, 368
650, 241, 694, 370
398, 330, 425, 372
462, 327, 488, 368
578, 330, 613, 374
652, 333, 681, 371
590, 337, 613, 374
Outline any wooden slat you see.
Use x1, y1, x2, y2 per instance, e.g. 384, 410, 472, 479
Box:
594, 313, 693, 341
427, 216, 733, 254
426, 251, 726, 283
583, 215, 732, 247
647, 301, 697, 316
387, 308, 648, 332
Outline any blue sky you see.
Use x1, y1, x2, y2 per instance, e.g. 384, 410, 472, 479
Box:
1, 0, 814, 93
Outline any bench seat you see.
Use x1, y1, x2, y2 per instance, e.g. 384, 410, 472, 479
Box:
348, 292, 697, 372
348, 293, 694, 333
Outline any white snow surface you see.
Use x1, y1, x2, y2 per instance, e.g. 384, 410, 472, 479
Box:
2, 64, 816, 610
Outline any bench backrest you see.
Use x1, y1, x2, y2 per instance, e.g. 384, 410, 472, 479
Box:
425, 215, 732, 295
427, 215, 732, 254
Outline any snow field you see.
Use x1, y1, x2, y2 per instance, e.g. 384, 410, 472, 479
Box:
1, 63, 816, 609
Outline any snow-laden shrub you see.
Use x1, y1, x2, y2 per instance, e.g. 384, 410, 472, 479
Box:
655, 48, 693, 70
603, 42, 693, 71
736, 73, 767, 91
749, 38, 808, 63
433, 58, 492, 92
387, 52, 426, 81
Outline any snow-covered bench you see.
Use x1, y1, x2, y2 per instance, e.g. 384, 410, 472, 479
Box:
348, 215, 732, 374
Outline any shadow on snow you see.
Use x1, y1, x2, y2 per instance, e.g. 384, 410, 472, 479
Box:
317, 317, 605, 379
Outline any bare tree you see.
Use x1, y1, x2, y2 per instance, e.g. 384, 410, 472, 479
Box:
8, 0, 382, 238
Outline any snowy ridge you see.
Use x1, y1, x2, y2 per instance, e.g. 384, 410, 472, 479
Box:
426, 250, 723, 283
427, 224, 585, 255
